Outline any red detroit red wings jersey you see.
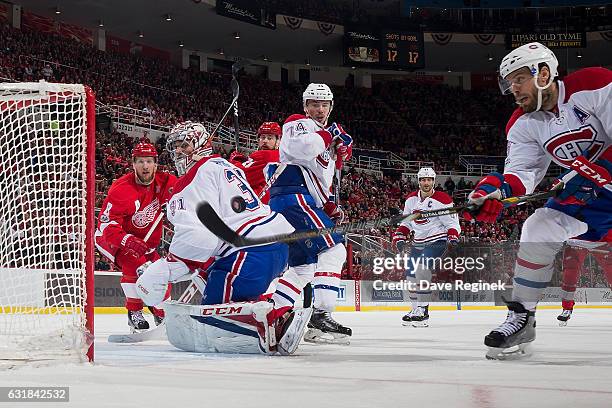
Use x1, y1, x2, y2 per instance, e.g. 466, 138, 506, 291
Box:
231, 149, 279, 203
504, 67, 612, 195
95, 171, 177, 262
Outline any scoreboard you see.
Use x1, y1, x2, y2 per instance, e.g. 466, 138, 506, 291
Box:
344, 28, 424, 70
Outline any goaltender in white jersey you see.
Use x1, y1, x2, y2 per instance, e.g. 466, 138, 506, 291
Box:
136, 121, 312, 355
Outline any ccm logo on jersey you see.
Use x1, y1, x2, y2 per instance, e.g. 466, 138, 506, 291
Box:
200, 306, 244, 316
570, 157, 612, 187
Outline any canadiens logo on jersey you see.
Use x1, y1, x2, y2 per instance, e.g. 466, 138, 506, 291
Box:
412, 209, 430, 225
132, 198, 160, 228
543, 124, 604, 166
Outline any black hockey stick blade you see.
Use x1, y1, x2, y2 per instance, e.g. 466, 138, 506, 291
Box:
196, 202, 248, 247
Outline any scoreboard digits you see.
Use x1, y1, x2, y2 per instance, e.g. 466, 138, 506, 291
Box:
343, 28, 424, 70
381, 31, 424, 69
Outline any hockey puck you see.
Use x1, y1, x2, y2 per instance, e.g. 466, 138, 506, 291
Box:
231, 196, 247, 213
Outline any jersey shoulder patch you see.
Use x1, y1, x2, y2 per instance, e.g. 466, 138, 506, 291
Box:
563, 67, 612, 103
431, 190, 453, 205
505, 107, 526, 136
284, 114, 307, 124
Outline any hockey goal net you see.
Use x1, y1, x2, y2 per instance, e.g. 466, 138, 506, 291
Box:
0, 81, 95, 366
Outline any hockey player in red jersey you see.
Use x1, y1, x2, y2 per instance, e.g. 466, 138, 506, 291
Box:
557, 230, 612, 326
465, 42, 611, 359
229, 121, 281, 203
95, 142, 177, 331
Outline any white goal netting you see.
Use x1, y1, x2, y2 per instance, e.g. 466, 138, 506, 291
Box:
0, 81, 95, 367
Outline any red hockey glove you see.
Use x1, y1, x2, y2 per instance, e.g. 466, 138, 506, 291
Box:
323, 201, 345, 224
120, 234, 149, 260
392, 225, 410, 252
447, 228, 460, 245
464, 173, 509, 223
229, 150, 248, 163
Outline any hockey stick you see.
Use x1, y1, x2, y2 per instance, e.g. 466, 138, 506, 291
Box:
195, 189, 559, 248
208, 60, 251, 143
231, 59, 249, 151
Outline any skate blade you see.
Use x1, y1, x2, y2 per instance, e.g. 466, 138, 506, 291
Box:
411, 320, 429, 328
558, 320, 569, 327
109, 322, 167, 343
485, 343, 532, 360
303, 329, 350, 345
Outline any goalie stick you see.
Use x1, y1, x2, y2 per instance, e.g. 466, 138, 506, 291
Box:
196, 189, 560, 248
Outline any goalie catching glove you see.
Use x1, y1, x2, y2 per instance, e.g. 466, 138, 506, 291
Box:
464, 172, 513, 223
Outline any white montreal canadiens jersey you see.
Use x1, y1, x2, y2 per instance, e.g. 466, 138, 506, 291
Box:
504, 67, 612, 194
399, 190, 460, 245
279, 115, 336, 206
166, 156, 294, 262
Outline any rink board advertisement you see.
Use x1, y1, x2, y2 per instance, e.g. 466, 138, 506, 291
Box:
91, 273, 612, 311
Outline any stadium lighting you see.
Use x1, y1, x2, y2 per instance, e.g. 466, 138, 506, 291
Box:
234, 32, 240, 39
447, 67, 452, 72
179, 41, 184, 48
317, 46, 324, 53
165, 14, 172, 21
263, 55, 269, 61
576, 51, 583, 58
138, 30, 144, 38
218, 48, 224, 55
487, 54, 493, 61
98, 20, 104, 27
54, 6, 61, 14
305, 59, 310, 66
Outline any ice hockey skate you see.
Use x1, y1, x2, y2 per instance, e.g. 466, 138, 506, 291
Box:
485, 301, 535, 360
402, 305, 429, 327
557, 309, 573, 327
148, 306, 164, 326
127, 310, 150, 332
304, 309, 352, 345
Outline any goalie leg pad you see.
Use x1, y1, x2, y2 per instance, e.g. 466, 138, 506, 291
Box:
164, 301, 271, 354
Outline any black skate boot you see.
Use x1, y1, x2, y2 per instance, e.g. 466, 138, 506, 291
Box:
304, 309, 352, 344
128, 310, 150, 332
402, 305, 429, 327
557, 309, 572, 327
485, 301, 535, 360
148, 306, 164, 326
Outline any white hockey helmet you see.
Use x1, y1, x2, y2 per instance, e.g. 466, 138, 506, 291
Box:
498, 42, 559, 110
417, 167, 436, 180
166, 121, 213, 176
302, 83, 334, 126
302, 83, 334, 105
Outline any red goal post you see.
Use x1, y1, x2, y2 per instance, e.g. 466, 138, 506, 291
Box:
0, 81, 96, 366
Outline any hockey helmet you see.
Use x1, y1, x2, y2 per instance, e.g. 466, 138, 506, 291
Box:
257, 122, 281, 138
498, 42, 559, 98
417, 167, 436, 180
302, 83, 334, 105
132, 142, 158, 159
166, 121, 213, 176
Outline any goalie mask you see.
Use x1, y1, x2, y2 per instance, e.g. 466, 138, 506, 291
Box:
302, 83, 333, 127
167, 121, 213, 176
498, 42, 559, 111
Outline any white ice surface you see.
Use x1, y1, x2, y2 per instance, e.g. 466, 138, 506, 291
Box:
1, 309, 612, 408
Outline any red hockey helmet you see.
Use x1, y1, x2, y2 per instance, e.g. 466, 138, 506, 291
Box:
257, 122, 281, 138
132, 142, 158, 159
